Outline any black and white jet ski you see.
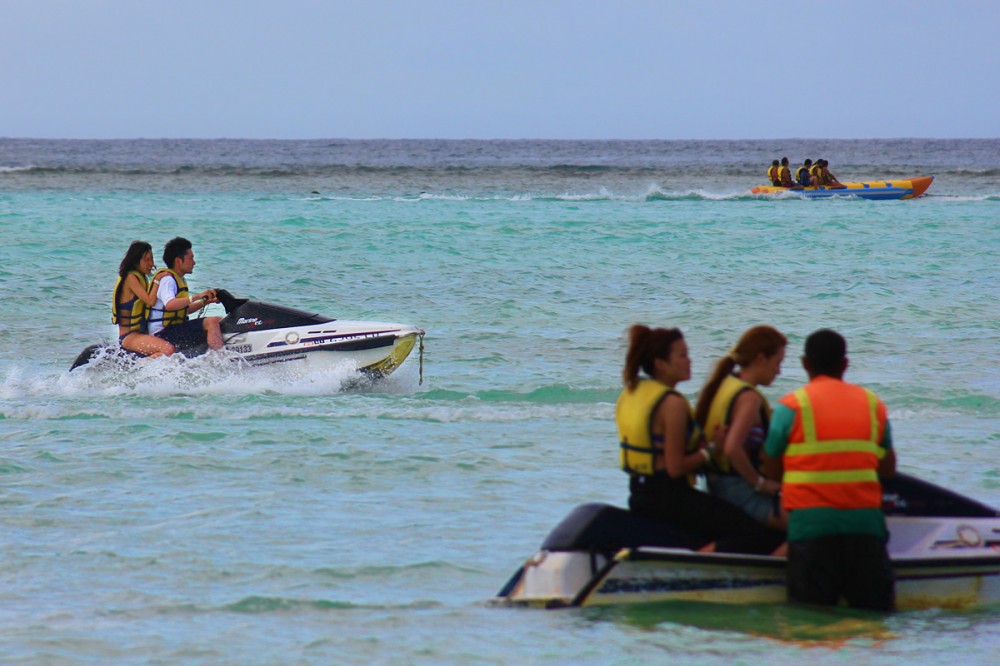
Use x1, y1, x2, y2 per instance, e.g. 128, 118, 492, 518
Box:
71, 289, 425, 380
495, 473, 1000, 610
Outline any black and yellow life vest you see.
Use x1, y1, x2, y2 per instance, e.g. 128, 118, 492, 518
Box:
767, 165, 780, 184
149, 268, 189, 328
795, 165, 810, 182
701, 375, 771, 474
617, 378, 701, 477
112, 269, 150, 333
809, 164, 823, 180
777, 165, 790, 183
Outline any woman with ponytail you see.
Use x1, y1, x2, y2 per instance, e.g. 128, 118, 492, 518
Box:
617, 325, 784, 555
695, 325, 787, 529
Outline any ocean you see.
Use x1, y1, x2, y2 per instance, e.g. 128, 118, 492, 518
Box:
1, 138, 998, 664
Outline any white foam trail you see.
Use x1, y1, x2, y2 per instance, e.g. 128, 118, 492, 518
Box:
3, 347, 424, 402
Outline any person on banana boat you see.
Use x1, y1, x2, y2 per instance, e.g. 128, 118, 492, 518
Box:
766, 159, 781, 186
617, 324, 786, 555
816, 159, 846, 188
777, 156, 804, 190
796, 159, 813, 187
694, 325, 788, 530
809, 159, 824, 186
149, 236, 223, 351
113, 241, 175, 358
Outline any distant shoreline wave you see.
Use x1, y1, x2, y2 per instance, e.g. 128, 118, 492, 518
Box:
2, 137, 997, 198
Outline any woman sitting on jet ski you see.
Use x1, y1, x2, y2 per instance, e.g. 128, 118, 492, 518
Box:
113, 241, 175, 358
617, 325, 785, 555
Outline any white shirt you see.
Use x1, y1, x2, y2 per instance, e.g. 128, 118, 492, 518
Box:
149, 274, 179, 335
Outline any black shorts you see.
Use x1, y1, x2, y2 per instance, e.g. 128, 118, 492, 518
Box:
155, 319, 207, 350
787, 534, 895, 611
628, 475, 785, 556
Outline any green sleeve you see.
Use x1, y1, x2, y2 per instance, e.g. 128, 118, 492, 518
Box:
764, 403, 795, 457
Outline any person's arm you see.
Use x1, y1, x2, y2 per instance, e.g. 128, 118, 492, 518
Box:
185, 289, 218, 313
124, 273, 159, 308
725, 391, 780, 494
158, 276, 185, 311
877, 418, 896, 478
659, 395, 708, 479
761, 403, 794, 482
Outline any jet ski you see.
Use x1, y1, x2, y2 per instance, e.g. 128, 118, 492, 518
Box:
70, 289, 425, 381
495, 473, 1000, 610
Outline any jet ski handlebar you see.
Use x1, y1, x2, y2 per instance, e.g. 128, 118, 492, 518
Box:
212, 288, 248, 314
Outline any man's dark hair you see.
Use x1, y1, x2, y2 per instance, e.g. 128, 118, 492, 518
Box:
163, 236, 192, 270
804, 328, 847, 377
781, 156, 789, 166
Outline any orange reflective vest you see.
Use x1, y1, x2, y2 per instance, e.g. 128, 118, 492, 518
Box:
779, 377, 887, 510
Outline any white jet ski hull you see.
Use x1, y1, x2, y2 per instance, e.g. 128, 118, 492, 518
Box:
496, 475, 1000, 611
71, 290, 425, 381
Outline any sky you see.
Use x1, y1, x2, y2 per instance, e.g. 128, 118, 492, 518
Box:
2, 0, 998, 140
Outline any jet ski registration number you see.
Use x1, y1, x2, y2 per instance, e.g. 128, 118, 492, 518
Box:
227, 344, 253, 354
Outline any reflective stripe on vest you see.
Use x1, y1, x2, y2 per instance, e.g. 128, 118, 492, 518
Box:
781, 384, 885, 510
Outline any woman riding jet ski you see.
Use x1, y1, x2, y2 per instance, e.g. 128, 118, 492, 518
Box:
72, 287, 425, 381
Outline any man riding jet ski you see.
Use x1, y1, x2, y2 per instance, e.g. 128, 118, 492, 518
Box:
73, 288, 425, 381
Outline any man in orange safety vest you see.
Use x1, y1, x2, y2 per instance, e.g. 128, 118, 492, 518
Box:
762, 329, 896, 611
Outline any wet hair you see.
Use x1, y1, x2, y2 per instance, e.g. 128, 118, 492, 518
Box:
694, 325, 787, 426
622, 325, 684, 391
804, 328, 847, 377
118, 240, 153, 278
781, 156, 789, 166
771, 159, 779, 166
804, 158, 812, 166
163, 236, 192, 270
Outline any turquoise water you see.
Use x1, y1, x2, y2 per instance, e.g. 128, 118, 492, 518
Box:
2, 140, 999, 664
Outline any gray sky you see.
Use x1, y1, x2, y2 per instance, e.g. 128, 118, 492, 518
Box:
3, 0, 997, 139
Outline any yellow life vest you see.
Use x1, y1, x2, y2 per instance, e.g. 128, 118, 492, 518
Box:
617, 378, 701, 477
112, 269, 150, 333
149, 268, 189, 328
777, 165, 790, 183
796, 165, 809, 182
766, 165, 780, 183
809, 164, 823, 179
702, 375, 771, 473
